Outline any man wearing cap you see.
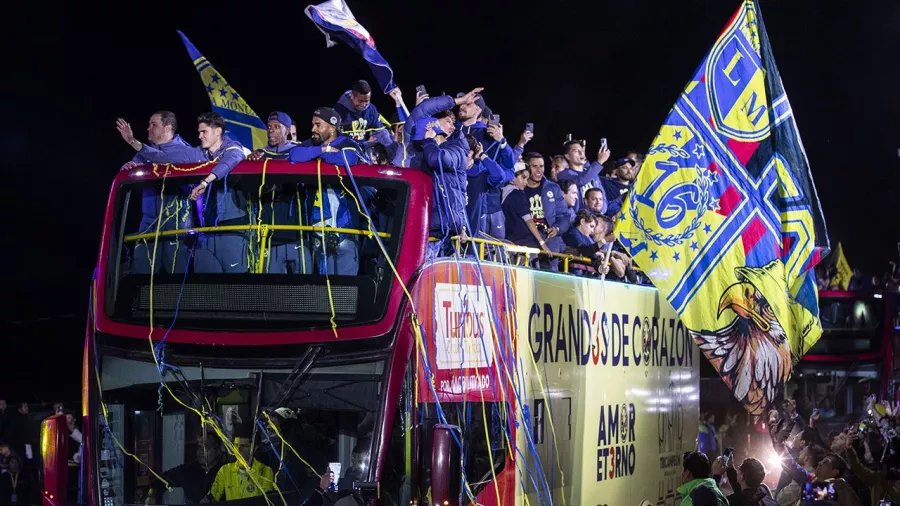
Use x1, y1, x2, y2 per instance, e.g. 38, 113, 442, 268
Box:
599, 157, 636, 217
333, 79, 392, 148
244, 112, 313, 274
248, 111, 297, 160
208, 435, 274, 502
290, 107, 369, 275
456, 93, 515, 167
457, 96, 515, 241
289, 107, 369, 166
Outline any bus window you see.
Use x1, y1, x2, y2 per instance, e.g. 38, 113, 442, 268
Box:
105, 174, 408, 331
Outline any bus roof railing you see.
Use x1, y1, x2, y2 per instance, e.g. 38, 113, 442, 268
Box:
124, 226, 632, 276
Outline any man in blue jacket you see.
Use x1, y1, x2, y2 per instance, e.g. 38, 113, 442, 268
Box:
290, 107, 371, 275
422, 112, 469, 245
599, 157, 636, 217
244, 111, 313, 274
522, 152, 570, 271
248, 111, 298, 161
466, 141, 514, 241
334, 80, 391, 148
118, 112, 249, 273
556, 139, 611, 202
400, 88, 484, 169
117, 111, 198, 275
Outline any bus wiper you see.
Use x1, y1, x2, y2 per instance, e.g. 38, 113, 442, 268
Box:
267, 346, 323, 411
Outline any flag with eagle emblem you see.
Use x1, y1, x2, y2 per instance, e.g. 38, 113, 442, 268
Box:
615, 0, 829, 417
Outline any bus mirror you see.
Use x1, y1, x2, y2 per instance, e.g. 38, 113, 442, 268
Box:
430, 424, 461, 506
41, 415, 69, 506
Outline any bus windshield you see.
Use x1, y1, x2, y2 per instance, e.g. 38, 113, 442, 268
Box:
94, 342, 385, 506
104, 172, 407, 331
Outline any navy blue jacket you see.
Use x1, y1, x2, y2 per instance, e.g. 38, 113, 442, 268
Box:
401, 95, 457, 169
130, 135, 197, 232
424, 133, 469, 235
466, 156, 514, 237
557, 161, 605, 204
256, 141, 297, 160
334, 91, 391, 148
458, 121, 515, 215
599, 177, 631, 217
137, 137, 248, 224
288, 135, 370, 167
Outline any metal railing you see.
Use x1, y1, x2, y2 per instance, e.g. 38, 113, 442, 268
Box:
123, 224, 390, 274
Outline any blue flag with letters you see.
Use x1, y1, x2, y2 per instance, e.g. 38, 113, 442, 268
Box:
305, 0, 397, 94
615, 0, 829, 417
177, 31, 267, 151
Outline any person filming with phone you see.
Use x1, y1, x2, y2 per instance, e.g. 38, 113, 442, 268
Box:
711, 451, 777, 506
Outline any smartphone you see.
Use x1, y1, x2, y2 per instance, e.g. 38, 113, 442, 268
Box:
600, 137, 608, 151
490, 114, 500, 126
416, 85, 427, 96
723, 447, 734, 467
812, 408, 820, 417
525, 123, 534, 133
328, 462, 341, 490
858, 422, 868, 433
802, 481, 836, 501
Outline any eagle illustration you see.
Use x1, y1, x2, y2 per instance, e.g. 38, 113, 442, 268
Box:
689, 263, 792, 417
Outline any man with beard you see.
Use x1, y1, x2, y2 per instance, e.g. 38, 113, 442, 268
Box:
600, 157, 637, 217
289, 107, 369, 275
289, 107, 368, 166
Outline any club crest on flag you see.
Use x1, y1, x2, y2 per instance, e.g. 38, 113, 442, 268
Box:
616, 0, 829, 418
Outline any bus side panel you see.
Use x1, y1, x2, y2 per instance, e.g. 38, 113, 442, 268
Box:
412, 260, 699, 505
512, 268, 700, 506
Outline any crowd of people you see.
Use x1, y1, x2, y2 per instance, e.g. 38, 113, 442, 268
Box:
114, 80, 648, 281
684, 396, 900, 506
0, 401, 81, 506
817, 242, 900, 296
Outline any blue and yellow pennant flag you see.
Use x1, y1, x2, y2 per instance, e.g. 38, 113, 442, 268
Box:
615, 0, 829, 417
177, 31, 267, 151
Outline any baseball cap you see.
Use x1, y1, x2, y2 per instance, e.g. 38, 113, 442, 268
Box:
267, 111, 292, 128
456, 92, 487, 111
313, 107, 341, 129
614, 157, 637, 167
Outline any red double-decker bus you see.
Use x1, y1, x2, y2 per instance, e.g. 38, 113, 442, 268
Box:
42, 159, 699, 506
787, 290, 900, 421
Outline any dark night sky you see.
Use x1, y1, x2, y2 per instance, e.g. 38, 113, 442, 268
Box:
3, 0, 899, 401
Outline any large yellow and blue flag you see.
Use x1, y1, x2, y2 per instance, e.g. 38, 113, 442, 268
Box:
305, 0, 397, 94
616, 0, 829, 417
177, 31, 267, 151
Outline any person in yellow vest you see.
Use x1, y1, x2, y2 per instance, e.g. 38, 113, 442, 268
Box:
206, 435, 274, 502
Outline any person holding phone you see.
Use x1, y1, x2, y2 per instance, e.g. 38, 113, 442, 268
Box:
832, 432, 900, 506
712, 454, 777, 506
556, 138, 611, 211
